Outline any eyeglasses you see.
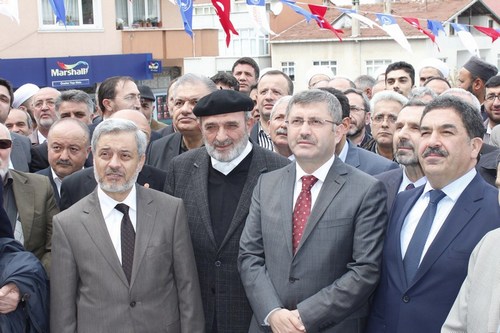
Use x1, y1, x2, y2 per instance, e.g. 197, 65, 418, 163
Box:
372, 114, 398, 124
285, 117, 337, 128
349, 105, 365, 113
33, 99, 55, 109
0, 139, 12, 149
485, 94, 500, 102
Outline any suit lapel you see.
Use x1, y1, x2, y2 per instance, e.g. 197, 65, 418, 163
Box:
296, 159, 347, 253
344, 141, 360, 168
11, 171, 35, 245
281, 165, 295, 256
192, 151, 218, 248
409, 176, 484, 288
130, 186, 155, 287
81, 190, 129, 286
219, 148, 269, 249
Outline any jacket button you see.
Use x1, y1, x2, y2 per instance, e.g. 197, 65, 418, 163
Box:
289, 277, 296, 283
215, 261, 221, 267
130, 301, 136, 307
402, 295, 410, 303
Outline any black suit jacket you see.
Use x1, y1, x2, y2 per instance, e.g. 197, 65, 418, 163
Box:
59, 164, 167, 211
156, 125, 175, 137
0, 185, 13, 238
165, 145, 290, 333
477, 149, 499, 186
344, 140, 399, 176
35, 167, 61, 208
375, 168, 404, 212
29, 142, 93, 173
146, 132, 183, 171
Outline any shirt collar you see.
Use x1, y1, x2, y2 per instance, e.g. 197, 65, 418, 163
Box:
337, 139, 349, 163
97, 184, 137, 218
422, 168, 477, 203
401, 167, 427, 189
211, 141, 253, 176
295, 153, 336, 184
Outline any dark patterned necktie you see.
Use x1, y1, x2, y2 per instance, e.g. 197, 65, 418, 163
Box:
115, 203, 135, 283
292, 175, 318, 253
403, 190, 446, 283
405, 183, 415, 190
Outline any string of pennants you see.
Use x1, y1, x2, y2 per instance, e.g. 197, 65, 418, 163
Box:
175, 0, 500, 55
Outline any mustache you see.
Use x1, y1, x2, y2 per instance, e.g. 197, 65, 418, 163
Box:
213, 139, 233, 147
422, 146, 449, 158
396, 139, 414, 150
276, 128, 287, 136
56, 160, 73, 166
105, 168, 125, 177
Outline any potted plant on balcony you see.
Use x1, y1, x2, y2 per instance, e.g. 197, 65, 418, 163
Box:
116, 18, 124, 30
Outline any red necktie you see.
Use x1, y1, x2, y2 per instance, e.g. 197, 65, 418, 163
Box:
292, 175, 318, 253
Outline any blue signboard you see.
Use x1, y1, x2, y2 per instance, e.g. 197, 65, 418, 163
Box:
147, 60, 162, 73
0, 53, 154, 89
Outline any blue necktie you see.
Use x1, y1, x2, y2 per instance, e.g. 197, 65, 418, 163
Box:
403, 190, 446, 284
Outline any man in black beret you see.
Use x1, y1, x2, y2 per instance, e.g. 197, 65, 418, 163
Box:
457, 56, 498, 120
164, 89, 290, 333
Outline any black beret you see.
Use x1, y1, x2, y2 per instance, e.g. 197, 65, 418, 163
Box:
463, 56, 498, 82
138, 85, 155, 101
193, 89, 254, 117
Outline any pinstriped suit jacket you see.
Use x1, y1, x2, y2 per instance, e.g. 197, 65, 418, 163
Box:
165, 144, 290, 333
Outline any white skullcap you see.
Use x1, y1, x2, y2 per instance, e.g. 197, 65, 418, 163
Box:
304, 66, 334, 86
419, 58, 449, 79
13, 83, 40, 109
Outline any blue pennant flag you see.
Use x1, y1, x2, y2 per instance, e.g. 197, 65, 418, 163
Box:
427, 20, 445, 36
49, 0, 66, 25
178, 0, 193, 38
246, 0, 265, 6
280, 0, 316, 23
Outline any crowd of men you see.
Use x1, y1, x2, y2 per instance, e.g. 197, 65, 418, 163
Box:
0, 54, 499, 333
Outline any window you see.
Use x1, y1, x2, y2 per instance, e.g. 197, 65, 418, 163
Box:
281, 62, 295, 81
40, 0, 101, 29
115, 0, 160, 28
365, 59, 392, 77
312, 60, 337, 76
218, 28, 269, 57
194, 5, 216, 15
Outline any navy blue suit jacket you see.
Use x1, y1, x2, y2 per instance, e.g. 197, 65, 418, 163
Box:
367, 173, 500, 333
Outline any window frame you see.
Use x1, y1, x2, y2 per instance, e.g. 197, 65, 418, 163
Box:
38, 0, 103, 31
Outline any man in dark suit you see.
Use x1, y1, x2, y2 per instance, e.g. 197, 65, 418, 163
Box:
375, 100, 427, 210
367, 95, 500, 333
165, 89, 290, 333
51, 118, 204, 332
59, 110, 166, 211
239, 89, 388, 332
35, 118, 91, 207
147, 73, 217, 170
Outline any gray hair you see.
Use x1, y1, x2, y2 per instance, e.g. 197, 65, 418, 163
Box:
271, 95, 292, 120
286, 89, 342, 124
55, 89, 94, 114
441, 88, 482, 116
0, 123, 12, 140
408, 86, 437, 102
91, 119, 147, 157
8, 108, 33, 129
370, 90, 408, 117
172, 73, 218, 99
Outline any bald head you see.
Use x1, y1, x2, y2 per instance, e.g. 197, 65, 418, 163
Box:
109, 109, 151, 142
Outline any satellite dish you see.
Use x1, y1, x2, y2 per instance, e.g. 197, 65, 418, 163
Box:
270, 1, 283, 15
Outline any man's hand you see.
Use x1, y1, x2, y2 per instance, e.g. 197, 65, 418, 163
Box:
0, 283, 20, 314
269, 308, 306, 333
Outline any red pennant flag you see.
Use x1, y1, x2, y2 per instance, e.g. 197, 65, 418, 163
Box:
211, 0, 239, 46
474, 25, 500, 42
403, 17, 437, 44
308, 4, 343, 41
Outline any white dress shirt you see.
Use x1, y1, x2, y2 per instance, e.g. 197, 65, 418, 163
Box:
97, 185, 137, 264
398, 167, 427, 193
400, 168, 477, 264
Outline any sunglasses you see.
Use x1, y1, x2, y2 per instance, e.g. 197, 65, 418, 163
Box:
0, 139, 12, 149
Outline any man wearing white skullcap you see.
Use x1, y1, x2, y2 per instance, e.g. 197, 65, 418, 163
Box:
418, 58, 449, 86
13, 83, 40, 134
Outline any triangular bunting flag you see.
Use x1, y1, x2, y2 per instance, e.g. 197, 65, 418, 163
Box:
247, 0, 275, 36
376, 13, 412, 53
340, 8, 379, 29
403, 16, 439, 50
451, 23, 479, 56
474, 25, 500, 43
177, 0, 194, 38
212, 0, 239, 46
427, 20, 445, 37
308, 4, 343, 41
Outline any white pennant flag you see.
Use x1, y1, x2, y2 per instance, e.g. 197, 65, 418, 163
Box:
376, 13, 412, 53
451, 23, 479, 56
340, 9, 380, 29
246, 0, 275, 36
0, 0, 19, 24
